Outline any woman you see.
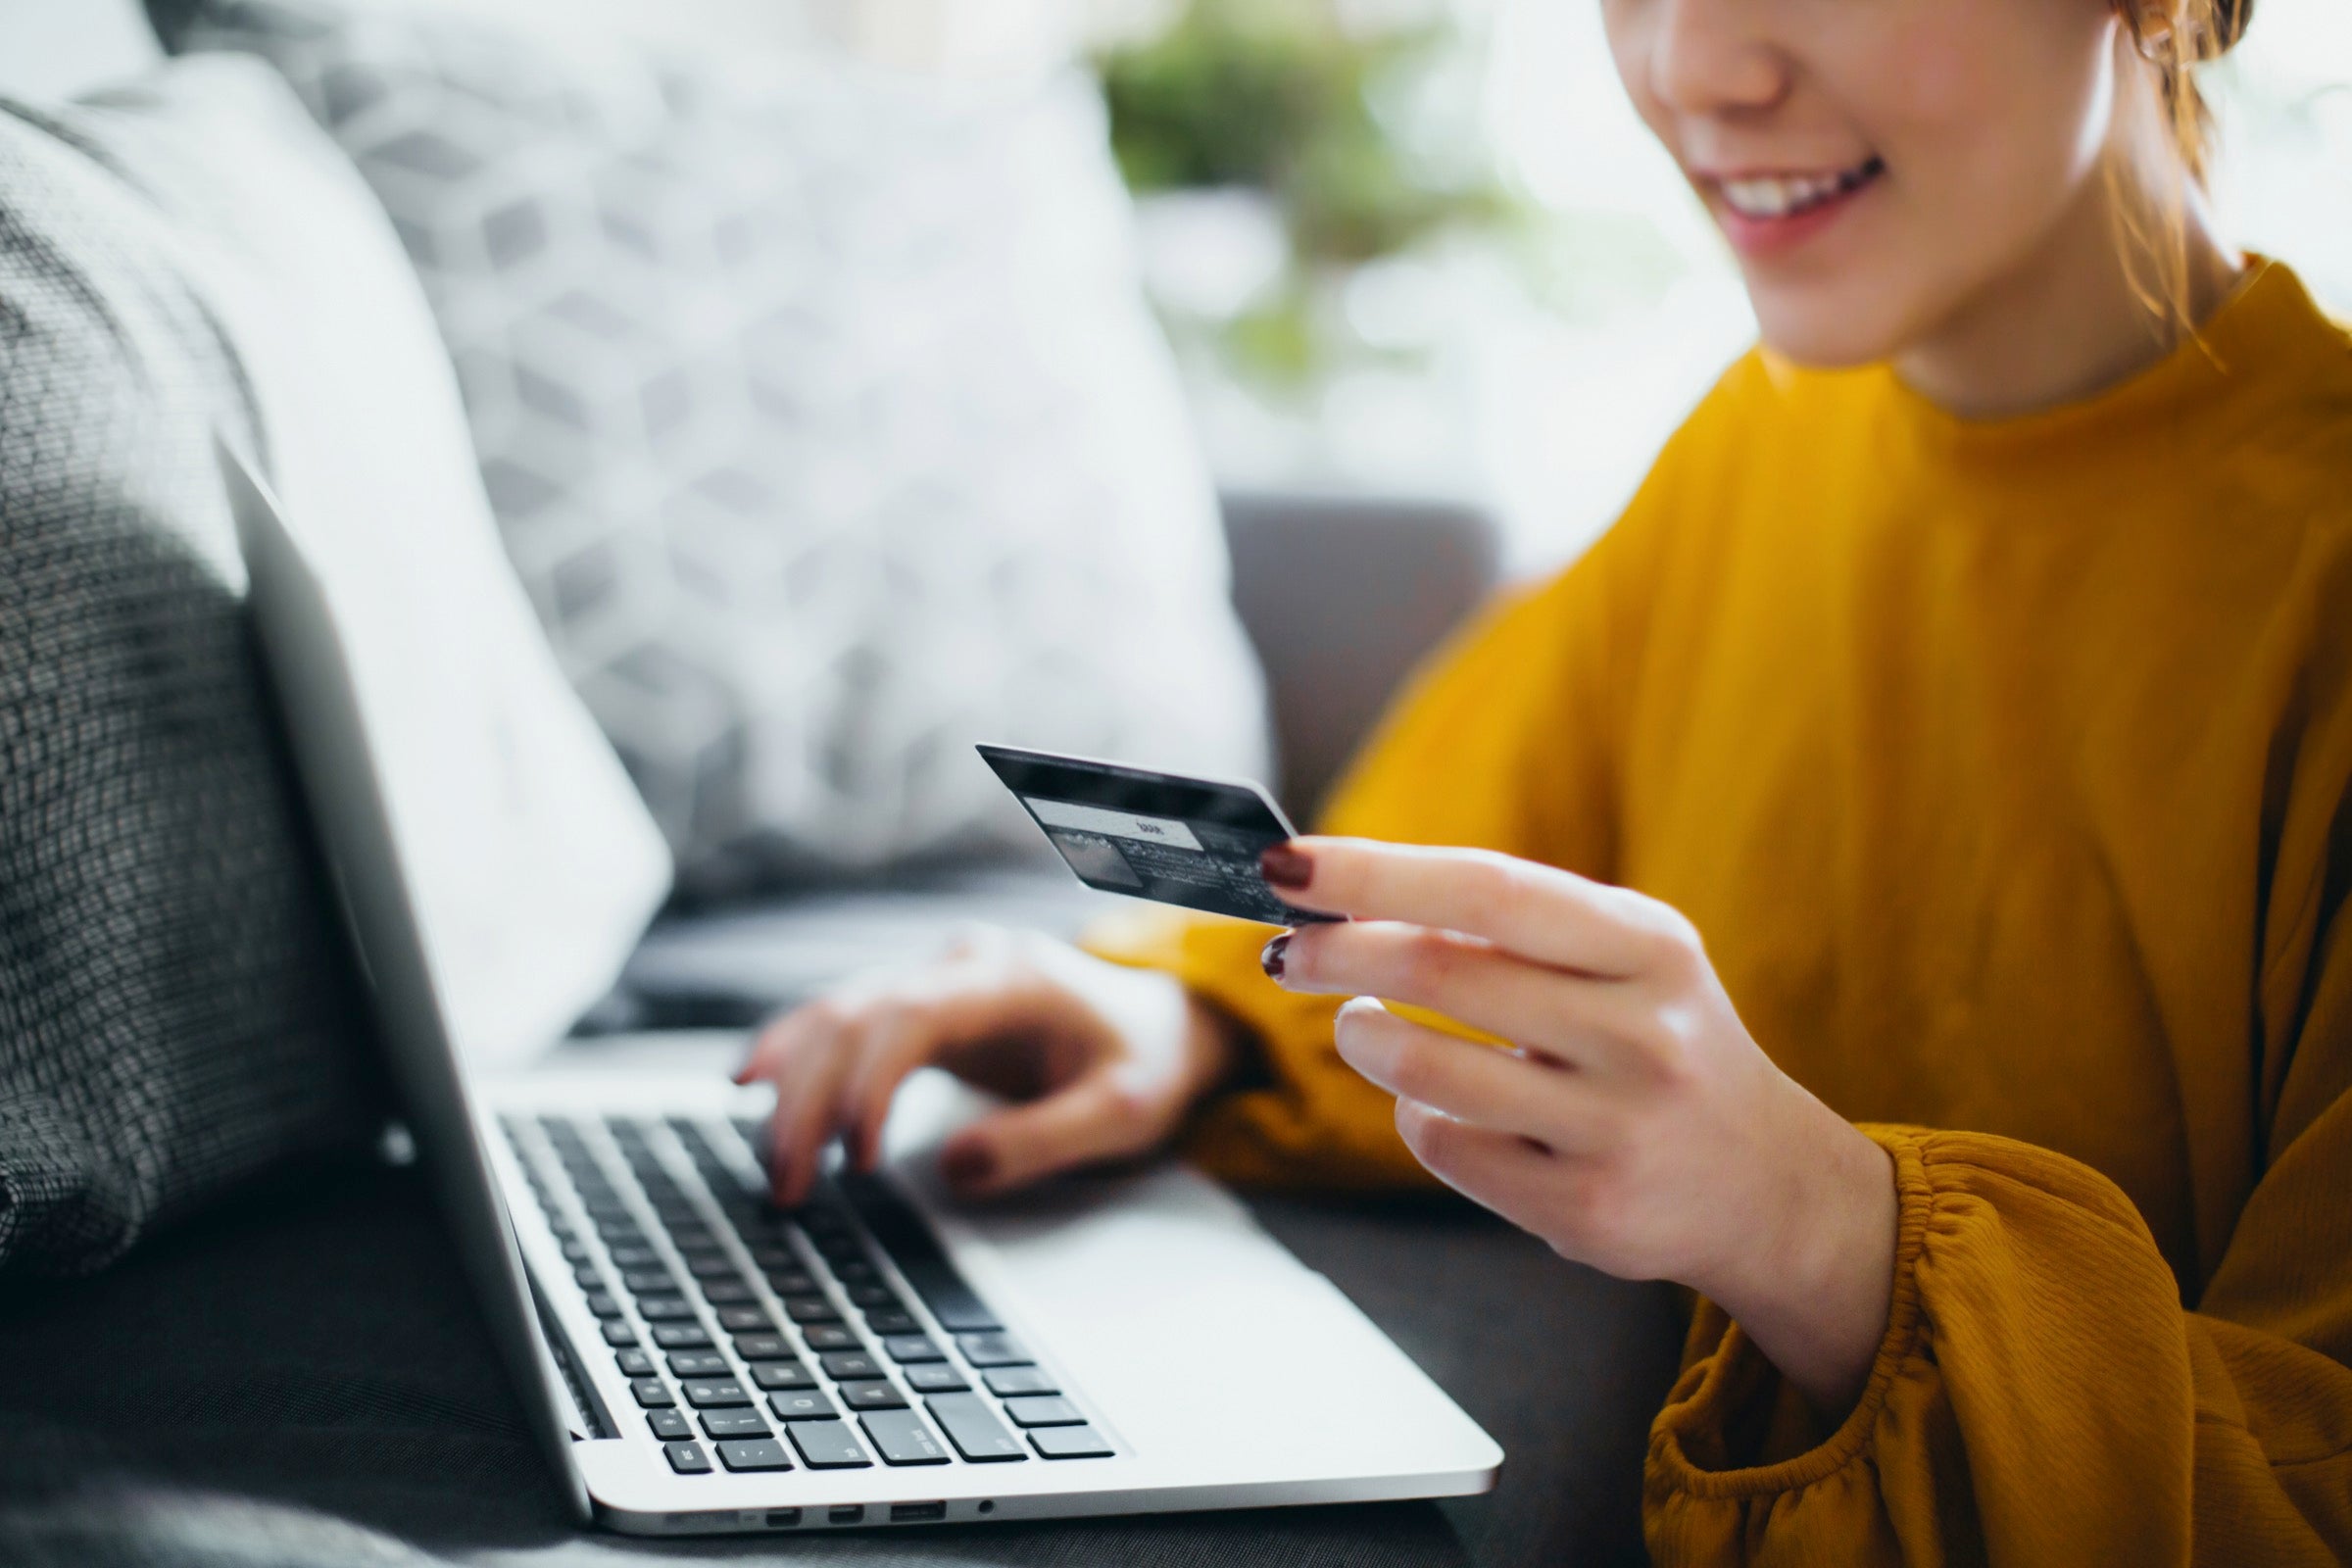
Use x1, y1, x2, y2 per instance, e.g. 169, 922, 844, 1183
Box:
740, 0, 2352, 1557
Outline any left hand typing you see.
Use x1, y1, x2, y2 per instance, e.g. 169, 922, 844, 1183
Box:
1256, 836, 1899, 1419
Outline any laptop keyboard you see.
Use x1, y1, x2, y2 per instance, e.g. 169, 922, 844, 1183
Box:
502, 1113, 1116, 1478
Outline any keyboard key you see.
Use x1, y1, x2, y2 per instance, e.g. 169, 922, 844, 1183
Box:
765, 1269, 818, 1296
781, 1296, 840, 1324
666, 1351, 730, 1380
615, 1349, 655, 1377
748, 1245, 798, 1271
560, 1238, 594, 1263
664, 1441, 711, 1475
881, 1336, 944, 1363
652, 1323, 712, 1349
637, 1297, 698, 1321
838, 1380, 906, 1411
1003, 1396, 1084, 1428
619, 1270, 679, 1296
717, 1306, 779, 1335
819, 1352, 883, 1382
982, 1366, 1057, 1397
647, 1409, 690, 1441
863, 1310, 921, 1336
847, 1283, 901, 1309
861, 1408, 950, 1466
904, 1363, 970, 1394
685, 1254, 739, 1279
831, 1257, 879, 1284
925, 1394, 1028, 1463
733, 1334, 794, 1362
602, 1321, 640, 1348
682, 1380, 752, 1408
583, 1293, 623, 1320
572, 1265, 605, 1292
700, 1409, 771, 1440
786, 1421, 872, 1470
767, 1390, 838, 1421
666, 1228, 718, 1253
956, 1334, 1031, 1368
1030, 1425, 1113, 1459
802, 1325, 860, 1351
839, 1173, 1002, 1333
716, 1438, 793, 1473
751, 1361, 816, 1392
631, 1379, 674, 1409
700, 1279, 757, 1304
607, 1244, 662, 1269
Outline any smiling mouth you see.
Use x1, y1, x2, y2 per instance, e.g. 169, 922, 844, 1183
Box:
1714, 157, 1886, 220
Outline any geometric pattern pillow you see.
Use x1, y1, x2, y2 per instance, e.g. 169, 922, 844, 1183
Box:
176, 2, 1273, 897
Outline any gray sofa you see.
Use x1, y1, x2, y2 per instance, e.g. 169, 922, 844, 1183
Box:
0, 482, 1689, 1568
0, 11, 1689, 1566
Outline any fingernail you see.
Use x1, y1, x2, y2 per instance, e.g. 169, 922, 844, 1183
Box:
1259, 842, 1312, 891
942, 1144, 995, 1192
1259, 931, 1291, 980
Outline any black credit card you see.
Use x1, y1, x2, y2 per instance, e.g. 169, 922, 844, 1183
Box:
977, 745, 1339, 926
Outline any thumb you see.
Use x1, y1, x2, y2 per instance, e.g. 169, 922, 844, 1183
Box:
940, 1070, 1155, 1199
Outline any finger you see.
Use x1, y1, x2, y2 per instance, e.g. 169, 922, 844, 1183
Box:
1393, 1097, 1582, 1239
1263, 837, 1689, 977
1279, 921, 1652, 1072
762, 1012, 861, 1205
939, 1070, 1155, 1199
1334, 999, 1606, 1146
839, 1004, 970, 1172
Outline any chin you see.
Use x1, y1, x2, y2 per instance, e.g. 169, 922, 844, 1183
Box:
1747, 286, 1917, 370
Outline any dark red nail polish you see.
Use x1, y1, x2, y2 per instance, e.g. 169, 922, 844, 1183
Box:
1259, 931, 1291, 980
942, 1144, 995, 1191
1259, 843, 1312, 891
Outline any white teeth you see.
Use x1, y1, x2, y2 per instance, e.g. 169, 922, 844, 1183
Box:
1718, 162, 1876, 220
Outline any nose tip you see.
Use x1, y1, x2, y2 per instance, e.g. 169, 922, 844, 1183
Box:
1646, 0, 1789, 118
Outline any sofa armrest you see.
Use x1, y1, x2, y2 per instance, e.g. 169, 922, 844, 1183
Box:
1220, 488, 1503, 823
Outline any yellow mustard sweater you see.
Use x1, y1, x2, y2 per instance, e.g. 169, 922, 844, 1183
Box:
1085, 259, 2352, 1563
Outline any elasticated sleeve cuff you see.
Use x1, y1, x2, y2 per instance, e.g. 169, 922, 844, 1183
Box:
1646, 1125, 1935, 1499
1079, 904, 1435, 1191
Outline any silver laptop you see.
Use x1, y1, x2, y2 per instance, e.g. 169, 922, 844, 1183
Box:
223, 441, 1500, 1537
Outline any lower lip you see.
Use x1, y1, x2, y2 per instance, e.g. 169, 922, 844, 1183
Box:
1712, 172, 1879, 260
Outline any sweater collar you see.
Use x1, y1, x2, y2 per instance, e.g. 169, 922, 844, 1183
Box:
1773, 259, 2342, 466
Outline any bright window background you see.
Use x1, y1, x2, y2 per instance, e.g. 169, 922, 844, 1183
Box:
470, 0, 2350, 574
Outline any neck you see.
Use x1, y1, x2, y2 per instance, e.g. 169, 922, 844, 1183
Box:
1894, 138, 2242, 422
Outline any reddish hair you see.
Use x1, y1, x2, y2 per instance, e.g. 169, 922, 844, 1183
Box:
2116, 0, 2256, 326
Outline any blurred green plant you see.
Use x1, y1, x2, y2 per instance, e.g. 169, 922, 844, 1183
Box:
1098, 0, 1512, 390
1099, 0, 1502, 265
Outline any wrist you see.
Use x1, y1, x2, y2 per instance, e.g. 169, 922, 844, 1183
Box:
1710, 1103, 1900, 1421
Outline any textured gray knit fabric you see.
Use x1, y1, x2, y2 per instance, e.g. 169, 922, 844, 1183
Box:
0, 100, 381, 1275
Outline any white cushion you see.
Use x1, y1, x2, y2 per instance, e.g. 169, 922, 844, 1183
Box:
74, 56, 674, 1070
0, 0, 161, 102
182, 2, 1274, 895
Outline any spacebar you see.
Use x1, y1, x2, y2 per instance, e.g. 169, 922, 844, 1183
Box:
837, 1173, 1003, 1333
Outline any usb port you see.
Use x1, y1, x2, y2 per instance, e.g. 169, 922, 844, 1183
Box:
764, 1510, 800, 1529
891, 1501, 947, 1524
828, 1505, 865, 1525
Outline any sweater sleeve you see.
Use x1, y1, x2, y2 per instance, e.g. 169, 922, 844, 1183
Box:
1643, 831, 2352, 1563
1079, 507, 1657, 1189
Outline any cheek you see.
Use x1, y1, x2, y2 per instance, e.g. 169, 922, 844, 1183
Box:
1747, 0, 2119, 365
1602, 3, 1680, 160
1874, 6, 2111, 227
